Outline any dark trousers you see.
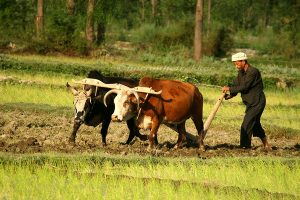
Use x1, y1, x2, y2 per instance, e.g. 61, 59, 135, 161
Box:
240, 94, 266, 148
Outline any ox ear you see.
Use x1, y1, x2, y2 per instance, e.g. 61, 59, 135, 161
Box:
127, 90, 140, 111
93, 90, 106, 102
86, 88, 93, 97
66, 82, 79, 96
93, 94, 104, 104
131, 97, 143, 104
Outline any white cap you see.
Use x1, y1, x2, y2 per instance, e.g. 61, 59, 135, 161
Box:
232, 52, 247, 61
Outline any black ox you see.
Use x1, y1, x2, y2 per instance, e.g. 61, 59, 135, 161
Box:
66, 70, 147, 145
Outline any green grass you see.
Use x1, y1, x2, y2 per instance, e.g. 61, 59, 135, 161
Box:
0, 70, 77, 86
1, 54, 299, 88
0, 153, 299, 200
0, 84, 73, 107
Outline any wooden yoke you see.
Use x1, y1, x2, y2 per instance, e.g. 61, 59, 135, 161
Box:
73, 78, 162, 95
73, 78, 131, 90
203, 92, 226, 133
132, 86, 162, 95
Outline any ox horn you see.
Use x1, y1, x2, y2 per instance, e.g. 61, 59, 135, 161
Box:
66, 82, 79, 96
128, 89, 140, 112
103, 89, 120, 107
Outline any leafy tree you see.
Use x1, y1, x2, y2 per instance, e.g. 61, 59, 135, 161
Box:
0, 0, 35, 44
0, 0, 298, 57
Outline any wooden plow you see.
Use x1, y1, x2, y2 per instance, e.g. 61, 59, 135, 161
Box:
203, 92, 226, 134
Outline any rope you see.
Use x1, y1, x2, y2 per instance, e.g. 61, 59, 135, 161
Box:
136, 93, 150, 121
198, 84, 222, 89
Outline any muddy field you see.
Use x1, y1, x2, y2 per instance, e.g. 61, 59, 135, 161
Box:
0, 108, 299, 158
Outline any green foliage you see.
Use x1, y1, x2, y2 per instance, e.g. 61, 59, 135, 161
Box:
0, 0, 35, 43
235, 28, 299, 58
25, 39, 52, 54
158, 0, 195, 24
130, 16, 194, 50
204, 23, 234, 57
0, 55, 90, 76
0, 0, 298, 57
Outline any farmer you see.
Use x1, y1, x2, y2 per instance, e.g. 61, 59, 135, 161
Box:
222, 52, 271, 149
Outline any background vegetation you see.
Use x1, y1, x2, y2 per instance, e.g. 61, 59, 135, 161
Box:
1, 54, 299, 88
0, 0, 299, 59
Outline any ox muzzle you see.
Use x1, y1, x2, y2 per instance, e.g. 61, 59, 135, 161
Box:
111, 115, 122, 122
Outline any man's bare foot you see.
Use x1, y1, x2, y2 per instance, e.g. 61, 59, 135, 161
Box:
261, 137, 272, 150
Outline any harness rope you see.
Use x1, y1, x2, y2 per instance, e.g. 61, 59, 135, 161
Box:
136, 93, 150, 121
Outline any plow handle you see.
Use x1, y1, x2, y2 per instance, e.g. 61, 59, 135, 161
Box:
203, 93, 226, 133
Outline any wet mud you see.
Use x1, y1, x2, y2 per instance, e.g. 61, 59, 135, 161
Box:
0, 110, 299, 158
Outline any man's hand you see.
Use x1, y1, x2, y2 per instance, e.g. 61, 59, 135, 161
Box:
224, 93, 233, 100
222, 86, 231, 100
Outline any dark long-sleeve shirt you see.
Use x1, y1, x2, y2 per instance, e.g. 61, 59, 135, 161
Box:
229, 65, 264, 107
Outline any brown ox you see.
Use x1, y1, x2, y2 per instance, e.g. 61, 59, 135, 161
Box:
104, 77, 205, 150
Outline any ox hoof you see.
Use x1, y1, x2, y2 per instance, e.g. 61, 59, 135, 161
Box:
174, 144, 183, 149
146, 145, 155, 152
68, 138, 75, 144
198, 145, 206, 152
120, 142, 129, 145
101, 143, 107, 147
138, 135, 148, 141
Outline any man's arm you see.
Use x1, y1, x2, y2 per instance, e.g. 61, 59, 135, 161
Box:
230, 69, 257, 94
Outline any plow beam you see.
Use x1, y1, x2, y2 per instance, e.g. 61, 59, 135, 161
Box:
203, 93, 226, 133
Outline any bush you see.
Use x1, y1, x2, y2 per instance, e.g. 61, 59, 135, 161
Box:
130, 17, 193, 50
72, 39, 89, 56
203, 23, 234, 57
25, 39, 52, 55
234, 27, 299, 58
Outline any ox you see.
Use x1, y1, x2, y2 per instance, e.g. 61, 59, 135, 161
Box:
66, 70, 147, 145
104, 77, 206, 150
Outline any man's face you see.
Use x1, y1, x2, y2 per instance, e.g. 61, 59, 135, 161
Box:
233, 60, 245, 70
